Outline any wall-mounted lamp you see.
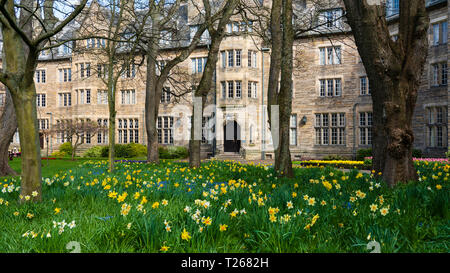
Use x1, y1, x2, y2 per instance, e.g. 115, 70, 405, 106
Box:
300, 116, 307, 125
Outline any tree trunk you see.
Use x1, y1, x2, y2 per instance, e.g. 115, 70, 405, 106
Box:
0, 88, 18, 176
267, 0, 293, 178
108, 79, 116, 172
188, 0, 238, 168
11, 84, 42, 202
342, 0, 429, 186
372, 77, 419, 186
189, 96, 205, 168
145, 39, 161, 164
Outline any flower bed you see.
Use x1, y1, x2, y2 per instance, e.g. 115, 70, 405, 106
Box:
364, 157, 449, 165
293, 160, 371, 170
0, 160, 447, 253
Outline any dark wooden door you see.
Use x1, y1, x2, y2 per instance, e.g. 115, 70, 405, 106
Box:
224, 121, 241, 153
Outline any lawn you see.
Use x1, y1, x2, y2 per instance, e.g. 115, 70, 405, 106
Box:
8, 158, 89, 179
0, 159, 448, 253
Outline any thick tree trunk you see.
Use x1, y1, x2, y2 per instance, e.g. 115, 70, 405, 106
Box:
342, 0, 429, 186
0, 88, 18, 176
373, 79, 419, 187
11, 84, 42, 202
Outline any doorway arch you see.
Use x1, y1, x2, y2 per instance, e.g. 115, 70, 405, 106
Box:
224, 121, 241, 153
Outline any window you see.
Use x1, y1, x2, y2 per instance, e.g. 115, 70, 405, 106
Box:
327, 79, 334, 97
315, 113, 345, 145
290, 115, 297, 146
386, 0, 399, 17
432, 63, 447, 86
192, 57, 208, 73
443, 63, 448, 85
86, 90, 91, 104
161, 87, 171, 103
97, 90, 108, 105
96, 38, 106, 48
86, 63, 91, 77
427, 107, 447, 147
202, 116, 209, 144
228, 81, 234, 98
38, 119, 49, 130
62, 42, 72, 54
157, 116, 174, 144
86, 38, 95, 48
319, 78, 342, 97
319, 9, 343, 29
320, 80, 326, 97
76, 89, 91, 104
319, 48, 326, 65
228, 50, 234, 67
118, 118, 140, 144
248, 82, 257, 98
432, 21, 448, 46
59, 68, 72, 82
248, 50, 257, 68
226, 23, 232, 33
235, 81, 242, 98
156, 60, 166, 76
319, 46, 341, 65
233, 22, 239, 32
0, 93, 4, 106
122, 63, 136, 78
97, 64, 107, 78
359, 112, 373, 146
221, 51, 226, 68
36, 70, 46, 83
36, 94, 46, 107
58, 93, 72, 107
335, 79, 342, 96
236, 50, 242, 67
79, 63, 90, 78
360, 76, 371, 95
121, 90, 136, 105
221, 82, 226, 98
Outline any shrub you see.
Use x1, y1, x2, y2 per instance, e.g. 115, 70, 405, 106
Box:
356, 148, 372, 161
50, 150, 67, 158
83, 146, 105, 158
412, 149, 423, 158
99, 144, 147, 158
159, 146, 189, 159
59, 142, 73, 157
97, 144, 188, 159
357, 147, 423, 160
128, 143, 147, 157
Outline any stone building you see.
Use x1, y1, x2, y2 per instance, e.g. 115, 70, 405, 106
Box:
0, 0, 448, 160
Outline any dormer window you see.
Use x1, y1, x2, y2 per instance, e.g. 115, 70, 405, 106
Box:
318, 8, 343, 29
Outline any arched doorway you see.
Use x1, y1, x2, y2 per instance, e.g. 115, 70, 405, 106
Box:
224, 121, 241, 153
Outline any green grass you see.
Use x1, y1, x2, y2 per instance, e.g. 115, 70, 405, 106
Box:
0, 160, 448, 253
9, 158, 92, 179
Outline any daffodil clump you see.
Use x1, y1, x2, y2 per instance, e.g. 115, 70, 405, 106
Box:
0, 159, 448, 253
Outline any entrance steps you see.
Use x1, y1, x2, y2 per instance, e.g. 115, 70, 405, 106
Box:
211, 152, 244, 161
